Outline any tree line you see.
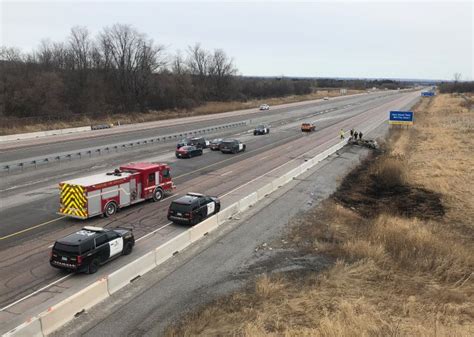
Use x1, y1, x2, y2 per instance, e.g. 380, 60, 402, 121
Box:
0, 24, 411, 121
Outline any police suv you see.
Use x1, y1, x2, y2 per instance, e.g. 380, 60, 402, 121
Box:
168, 192, 221, 225
50, 226, 135, 274
220, 139, 246, 154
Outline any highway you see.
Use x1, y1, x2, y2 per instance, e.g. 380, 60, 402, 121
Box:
0, 90, 420, 334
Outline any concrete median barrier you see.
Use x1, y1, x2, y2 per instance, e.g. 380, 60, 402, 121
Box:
0, 126, 91, 142
3, 317, 43, 337
238, 192, 258, 212
256, 183, 274, 200
272, 175, 287, 189
39, 278, 109, 336
155, 231, 192, 265
217, 203, 239, 224
284, 167, 302, 182
107, 251, 157, 295
189, 216, 218, 243
300, 160, 312, 172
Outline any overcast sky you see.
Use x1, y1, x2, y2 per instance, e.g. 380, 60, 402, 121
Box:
1, 1, 472, 80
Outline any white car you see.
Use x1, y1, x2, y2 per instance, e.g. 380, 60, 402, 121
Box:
259, 104, 270, 111
323, 96, 329, 100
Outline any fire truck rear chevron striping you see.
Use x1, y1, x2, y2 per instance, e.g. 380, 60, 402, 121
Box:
59, 162, 175, 219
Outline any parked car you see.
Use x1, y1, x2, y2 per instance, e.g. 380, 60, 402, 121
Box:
254, 124, 270, 135
301, 123, 316, 132
176, 138, 192, 149
50, 226, 135, 274
323, 96, 329, 100
259, 104, 270, 111
220, 139, 246, 154
209, 138, 223, 151
168, 192, 221, 225
175, 145, 203, 158
190, 137, 209, 149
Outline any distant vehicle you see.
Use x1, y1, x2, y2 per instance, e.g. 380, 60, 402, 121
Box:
176, 138, 192, 149
209, 138, 223, 151
190, 137, 209, 149
50, 226, 135, 274
301, 123, 316, 132
254, 124, 270, 135
175, 145, 203, 159
220, 139, 246, 154
259, 104, 270, 111
58, 162, 175, 219
168, 192, 221, 225
323, 96, 329, 100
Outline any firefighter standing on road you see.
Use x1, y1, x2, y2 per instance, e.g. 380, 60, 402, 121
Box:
350, 128, 354, 139
354, 131, 359, 140
340, 129, 345, 139
359, 132, 363, 140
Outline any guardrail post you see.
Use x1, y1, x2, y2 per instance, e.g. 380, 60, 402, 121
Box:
19, 162, 24, 171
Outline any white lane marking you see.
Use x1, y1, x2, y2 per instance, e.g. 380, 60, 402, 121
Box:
136, 222, 174, 242
286, 146, 293, 150
260, 156, 269, 160
7, 221, 175, 312
221, 170, 233, 176
0, 274, 72, 312
2, 94, 413, 312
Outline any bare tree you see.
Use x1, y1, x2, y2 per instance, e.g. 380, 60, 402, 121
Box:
69, 26, 92, 71
208, 49, 237, 99
0, 46, 23, 62
98, 24, 165, 111
453, 72, 462, 82
186, 43, 210, 78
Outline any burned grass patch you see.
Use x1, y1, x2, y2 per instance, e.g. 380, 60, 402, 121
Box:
334, 154, 445, 220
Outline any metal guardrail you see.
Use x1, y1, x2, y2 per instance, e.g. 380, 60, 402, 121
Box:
1, 121, 248, 174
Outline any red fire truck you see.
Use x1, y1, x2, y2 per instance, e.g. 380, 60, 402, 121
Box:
59, 162, 175, 219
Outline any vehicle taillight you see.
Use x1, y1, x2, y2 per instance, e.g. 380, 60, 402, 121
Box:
77, 255, 83, 265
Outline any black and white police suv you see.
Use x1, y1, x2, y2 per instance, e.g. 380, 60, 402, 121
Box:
220, 139, 246, 154
168, 192, 221, 225
50, 226, 135, 274
254, 124, 270, 135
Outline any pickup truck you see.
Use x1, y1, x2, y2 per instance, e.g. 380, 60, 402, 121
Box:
301, 123, 316, 132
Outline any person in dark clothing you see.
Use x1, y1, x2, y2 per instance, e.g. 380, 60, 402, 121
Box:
359, 132, 363, 140
350, 129, 354, 138
354, 131, 359, 140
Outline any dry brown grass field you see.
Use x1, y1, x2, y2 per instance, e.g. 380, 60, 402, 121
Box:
0, 89, 361, 135
164, 94, 474, 337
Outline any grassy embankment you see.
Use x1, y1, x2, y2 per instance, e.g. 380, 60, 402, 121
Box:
165, 93, 474, 336
0, 89, 361, 135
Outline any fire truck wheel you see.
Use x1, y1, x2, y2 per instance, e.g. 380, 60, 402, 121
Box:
152, 188, 164, 202
104, 201, 117, 217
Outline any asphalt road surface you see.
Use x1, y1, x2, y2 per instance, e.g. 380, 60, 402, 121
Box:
52, 128, 379, 337
0, 90, 420, 334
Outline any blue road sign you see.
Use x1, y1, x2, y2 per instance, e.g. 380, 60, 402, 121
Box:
389, 111, 414, 125
421, 91, 435, 97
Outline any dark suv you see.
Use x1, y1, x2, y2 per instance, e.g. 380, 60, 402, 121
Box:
50, 226, 135, 274
168, 192, 221, 225
177, 138, 192, 149
190, 137, 209, 149
220, 139, 246, 154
